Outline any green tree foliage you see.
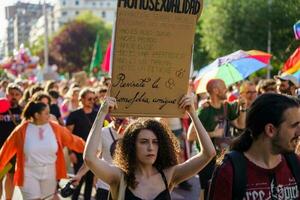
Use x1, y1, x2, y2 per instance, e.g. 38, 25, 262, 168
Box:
29, 35, 44, 56
36, 11, 111, 73
193, 20, 211, 71
199, 0, 300, 74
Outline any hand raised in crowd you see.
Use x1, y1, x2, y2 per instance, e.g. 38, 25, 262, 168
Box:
100, 97, 117, 114
178, 94, 196, 114
100, 85, 117, 114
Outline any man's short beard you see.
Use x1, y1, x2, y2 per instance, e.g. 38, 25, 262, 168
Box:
271, 130, 294, 154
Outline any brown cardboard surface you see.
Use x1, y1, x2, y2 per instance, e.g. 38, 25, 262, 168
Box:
111, 0, 203, 117
73, 71, 88, 87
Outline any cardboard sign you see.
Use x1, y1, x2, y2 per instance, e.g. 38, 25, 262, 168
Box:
73, 71, 88, 87
111, 0, 203, 117
43, 72, 60, 81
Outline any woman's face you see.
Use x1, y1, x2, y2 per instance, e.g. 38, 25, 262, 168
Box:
135, 129, 159, 165
40, 97, 50, 105
35, 106, 50, 124
72, 91, 79, 101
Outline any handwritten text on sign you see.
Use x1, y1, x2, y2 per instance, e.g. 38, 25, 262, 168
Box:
111, 0, 203, 117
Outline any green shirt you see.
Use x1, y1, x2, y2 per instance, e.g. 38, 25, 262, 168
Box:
196, 101, 239, 151
198, 101, 239, 132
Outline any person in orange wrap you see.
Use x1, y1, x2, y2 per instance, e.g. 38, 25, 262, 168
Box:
0, 100, 85, 200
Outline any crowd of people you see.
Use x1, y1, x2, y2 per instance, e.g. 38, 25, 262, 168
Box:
0, 73, 299, 200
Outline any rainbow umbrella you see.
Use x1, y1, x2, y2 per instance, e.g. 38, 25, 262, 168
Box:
294, 20, 300, 40
194, 50, 271, 94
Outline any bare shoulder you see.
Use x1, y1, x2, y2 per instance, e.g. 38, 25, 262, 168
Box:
162, 166, 177, 186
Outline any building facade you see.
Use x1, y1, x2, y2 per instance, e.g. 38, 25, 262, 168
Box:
29, 7, 55, 46
4, 2, 52, 55
4, 0, 117, 56
53, 0, 117, 30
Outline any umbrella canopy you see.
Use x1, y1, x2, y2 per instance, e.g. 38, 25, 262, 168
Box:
294, 20, 300, 40
194, 50, 271, 94
197, 50, 271, 77
195, 63, 244, 93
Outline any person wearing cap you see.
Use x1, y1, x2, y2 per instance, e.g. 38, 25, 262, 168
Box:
0, 83, 23, 200
275, 74, 299, 96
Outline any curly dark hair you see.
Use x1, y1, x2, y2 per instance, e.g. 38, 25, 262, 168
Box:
113, 118, 180, 189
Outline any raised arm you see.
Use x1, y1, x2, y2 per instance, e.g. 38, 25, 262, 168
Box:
83, 97, 121, 187
171, 95, 216, 185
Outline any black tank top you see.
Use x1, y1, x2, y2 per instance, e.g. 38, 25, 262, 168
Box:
124, 170, 171, 200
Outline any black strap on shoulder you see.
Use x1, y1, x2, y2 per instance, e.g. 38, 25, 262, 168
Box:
158, 169, 169, 190
226, 151, 247, 200
283, 153, 300, 190
207, 151, 247, 200
108, 128, 116, 141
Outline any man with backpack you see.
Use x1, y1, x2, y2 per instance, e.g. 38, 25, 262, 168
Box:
188, 79, 246, 199
208, 93, 300, 200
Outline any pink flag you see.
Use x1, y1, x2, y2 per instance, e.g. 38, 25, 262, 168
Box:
101, 42, 111, 73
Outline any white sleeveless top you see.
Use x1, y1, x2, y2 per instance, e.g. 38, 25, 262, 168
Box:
24, 123, 58, 167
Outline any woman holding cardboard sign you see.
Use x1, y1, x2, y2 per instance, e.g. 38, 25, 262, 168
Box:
84, 94, 215, 200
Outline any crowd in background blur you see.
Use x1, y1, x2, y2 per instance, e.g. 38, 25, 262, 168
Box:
0, 73, 299, 200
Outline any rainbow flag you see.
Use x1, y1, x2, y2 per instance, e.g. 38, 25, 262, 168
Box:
294, 20, 300, 40
282, 47, 300, 74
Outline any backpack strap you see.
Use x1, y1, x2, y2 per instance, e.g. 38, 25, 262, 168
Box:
108, 128, 116, 141
226, 151, 247, 200
207, 151, 247, 200
283, 153, 300, 190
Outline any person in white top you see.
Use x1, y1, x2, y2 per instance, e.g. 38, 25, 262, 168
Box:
72, 117, 129, 200
0, 100, 85, 200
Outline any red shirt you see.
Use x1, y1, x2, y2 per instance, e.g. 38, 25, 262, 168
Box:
210, 155, 300, 200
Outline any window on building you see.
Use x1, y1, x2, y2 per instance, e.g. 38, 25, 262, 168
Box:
75, 11, 79, 15
62, 1, 66, 5
102, 11, 106, 18
62, 11, 67, 16
75, 0, 79, 5
107, 2, 110, 6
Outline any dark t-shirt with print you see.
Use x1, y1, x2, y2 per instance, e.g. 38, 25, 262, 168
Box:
210, 155, 300, 200
0, 106, 22, 148
66, 108, 97, 141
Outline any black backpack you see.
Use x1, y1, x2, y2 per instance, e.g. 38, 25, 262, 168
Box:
208, 151, 300, 200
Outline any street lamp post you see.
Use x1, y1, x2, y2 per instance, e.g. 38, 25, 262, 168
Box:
266, 0, 272, 79
43, 0, 49, 73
